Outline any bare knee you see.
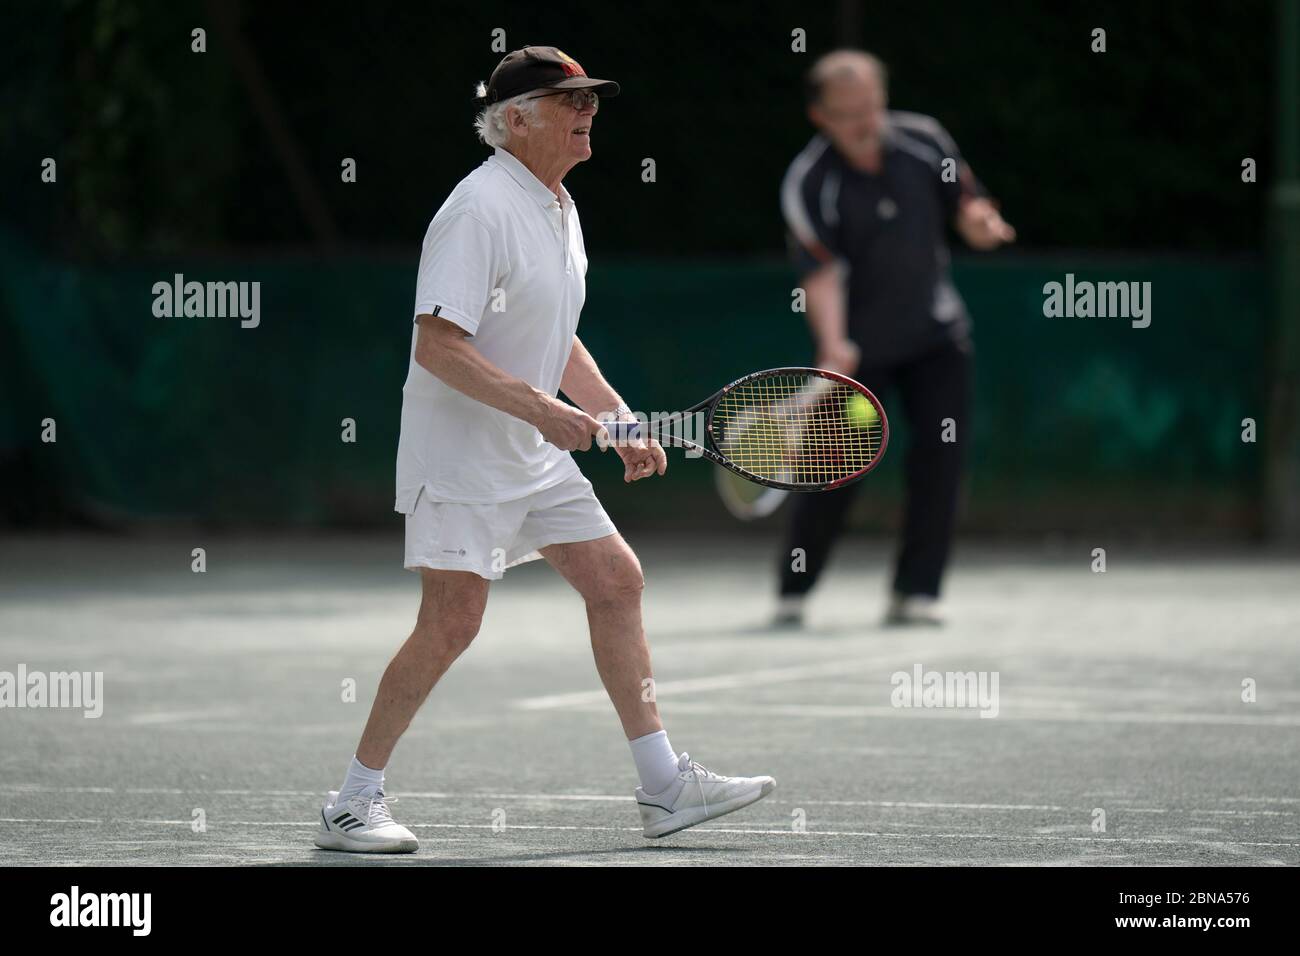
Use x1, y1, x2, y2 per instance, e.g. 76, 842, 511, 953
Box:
412, 605, 483, 657
412, 570, 488, 656
586, 552, 645, 611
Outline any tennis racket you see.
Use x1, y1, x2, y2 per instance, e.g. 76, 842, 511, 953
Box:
711, 373, 839, 515
604, 367, 888, 492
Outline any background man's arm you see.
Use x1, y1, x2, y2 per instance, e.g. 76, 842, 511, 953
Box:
802, 263, 860, 375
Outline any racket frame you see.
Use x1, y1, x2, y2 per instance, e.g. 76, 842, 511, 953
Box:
605, 367, 889, 492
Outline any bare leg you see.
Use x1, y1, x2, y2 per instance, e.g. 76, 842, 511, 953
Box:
541, 534, 661, 740
354, 569, 489, 768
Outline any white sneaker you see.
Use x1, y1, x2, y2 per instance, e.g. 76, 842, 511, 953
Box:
884, 593, 945, 626
636, 753, 776, 839
314, 788, 419, 853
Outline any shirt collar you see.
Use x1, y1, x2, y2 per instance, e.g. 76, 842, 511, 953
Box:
491, 147, 573, 209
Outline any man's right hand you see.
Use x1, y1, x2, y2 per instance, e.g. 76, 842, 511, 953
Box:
816, 338, 861, 376
537, 397, 606, 452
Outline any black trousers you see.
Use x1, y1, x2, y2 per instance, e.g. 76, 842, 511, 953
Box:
778, 337, 972, 599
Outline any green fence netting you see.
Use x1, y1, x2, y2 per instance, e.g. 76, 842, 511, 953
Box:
0, 230, 1267, 532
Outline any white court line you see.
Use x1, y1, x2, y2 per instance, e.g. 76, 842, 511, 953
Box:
660, 701, 1300, 727
810, 800, 1068, 811
0, 818, 1296, 849
0, 787, 1292, 817
802, 800, 1292, 817
513, 661, 1300, 729
511, 655, 905, 710
1223, 796, 1300, 804
661, 829, 1300, 849
127, 708, 245, 726
1010, 684, 1300, 703
0, 818, 104, 824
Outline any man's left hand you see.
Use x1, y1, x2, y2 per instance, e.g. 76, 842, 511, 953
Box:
957, 197, 1016, 250
613, 432, 667, 482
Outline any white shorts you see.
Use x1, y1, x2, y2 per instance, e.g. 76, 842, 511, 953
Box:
403, 469, 617, 580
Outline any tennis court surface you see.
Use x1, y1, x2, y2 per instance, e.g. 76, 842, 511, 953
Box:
1, 533, 1296, 866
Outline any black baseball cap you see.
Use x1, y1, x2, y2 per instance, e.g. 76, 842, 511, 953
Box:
480, 46, 620, 104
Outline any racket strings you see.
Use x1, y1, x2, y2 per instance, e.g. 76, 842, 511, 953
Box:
711, 373, 882, 487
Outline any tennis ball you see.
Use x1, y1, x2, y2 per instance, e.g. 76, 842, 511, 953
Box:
845, 393, 879, 429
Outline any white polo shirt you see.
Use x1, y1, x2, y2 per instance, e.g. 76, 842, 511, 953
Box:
395, 147, 588, 510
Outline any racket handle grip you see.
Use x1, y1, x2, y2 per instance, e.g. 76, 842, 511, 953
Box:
602, 420, 644, 445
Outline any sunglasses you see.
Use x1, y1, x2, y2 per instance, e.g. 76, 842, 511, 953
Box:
526, 89, 599, 111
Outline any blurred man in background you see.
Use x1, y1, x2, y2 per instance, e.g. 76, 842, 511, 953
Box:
775, 50, 1015, 627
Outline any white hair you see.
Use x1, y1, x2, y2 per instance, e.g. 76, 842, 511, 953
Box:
473, 83, 544, 147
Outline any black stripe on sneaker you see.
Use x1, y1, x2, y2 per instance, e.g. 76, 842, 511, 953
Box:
636, 800, 674, 813
341, 820, 365, 831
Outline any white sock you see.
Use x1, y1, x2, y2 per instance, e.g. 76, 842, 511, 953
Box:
337, 755, 384, 803
629, 730, 680, 795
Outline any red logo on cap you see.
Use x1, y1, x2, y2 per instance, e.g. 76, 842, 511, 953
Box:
555, 49, 586, 77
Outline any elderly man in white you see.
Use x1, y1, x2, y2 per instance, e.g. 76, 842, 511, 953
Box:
314, 47, 775, 853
